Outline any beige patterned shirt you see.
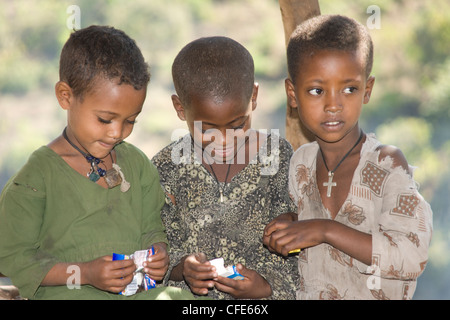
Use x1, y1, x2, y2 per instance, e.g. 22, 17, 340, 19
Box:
289, 134, 433, 300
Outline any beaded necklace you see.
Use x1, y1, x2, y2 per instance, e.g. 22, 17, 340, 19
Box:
62, 128, 130, 192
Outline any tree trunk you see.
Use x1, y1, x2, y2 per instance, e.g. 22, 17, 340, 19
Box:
279, 0, 320, 151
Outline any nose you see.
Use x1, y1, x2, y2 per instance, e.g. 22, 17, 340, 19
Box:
107, 123, 123, 141
203, 128, 232, 148
324, 90, 342, 114
209, 128, 227, 146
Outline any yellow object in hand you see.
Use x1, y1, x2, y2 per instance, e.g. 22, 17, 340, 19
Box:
289, 249, 301, 254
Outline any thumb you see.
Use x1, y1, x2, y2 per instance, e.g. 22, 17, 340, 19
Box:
235, 263, 250, 276
195, 252, 208, 263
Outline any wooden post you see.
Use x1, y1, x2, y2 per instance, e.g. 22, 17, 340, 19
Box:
279, 0, 320, 151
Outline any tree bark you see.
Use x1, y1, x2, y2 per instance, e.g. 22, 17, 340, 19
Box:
279, 0, 320, 151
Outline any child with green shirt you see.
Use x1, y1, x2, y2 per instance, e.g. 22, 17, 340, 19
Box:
0, 25, 194, 300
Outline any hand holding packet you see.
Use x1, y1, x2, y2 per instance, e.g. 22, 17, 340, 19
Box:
209, 257, 244, 280
112, 247, 156, 296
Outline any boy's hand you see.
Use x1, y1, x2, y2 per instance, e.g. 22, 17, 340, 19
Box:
213, 264, 272, 299
83, 255, 136, 293
143, 242, 169, 281
182, 253, 217, 295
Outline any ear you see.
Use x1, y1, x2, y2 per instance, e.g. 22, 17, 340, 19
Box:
171, 94, 187, 121
251, 82, 259, 111
55, 81, 74, 110
285, 78, 299, 109
363, 76, 375, 104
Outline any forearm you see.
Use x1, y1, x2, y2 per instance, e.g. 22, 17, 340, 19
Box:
168, 256, 186, 281
41, 262, 87, 287
324, 220, 372, 266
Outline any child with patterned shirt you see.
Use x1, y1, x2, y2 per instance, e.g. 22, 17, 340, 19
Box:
152, 36, 298, 299
263, 15, 432, 300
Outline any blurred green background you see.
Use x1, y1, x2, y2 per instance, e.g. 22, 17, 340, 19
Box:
0, 0, 448, 299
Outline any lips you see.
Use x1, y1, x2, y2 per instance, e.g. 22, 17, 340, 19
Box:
213, 146, 235, 159
98, 140, 121, 152
322, 120, 344, 131
99, 141, 115, 148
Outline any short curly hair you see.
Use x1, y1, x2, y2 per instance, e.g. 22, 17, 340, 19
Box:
59, 25, 150, 99
287, 15, 373, 84
172, 36, 254, 106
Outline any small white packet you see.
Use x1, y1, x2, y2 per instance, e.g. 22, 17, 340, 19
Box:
209, 258, 244, 280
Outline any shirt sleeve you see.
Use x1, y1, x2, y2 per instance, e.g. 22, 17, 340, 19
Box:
0, 161, 59, 299
367, 165, 433, 281
288, 144, 314, 211
138, 152, 168, 249
260, 137, 299, 299
152, 147, 186, 284
268, 138, 297, 215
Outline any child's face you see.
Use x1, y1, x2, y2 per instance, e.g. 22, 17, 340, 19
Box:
286, 49, 375, 143
57, 77, 146, 158
173, 84, 258, 163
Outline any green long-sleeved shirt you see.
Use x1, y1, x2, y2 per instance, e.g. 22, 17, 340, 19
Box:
0, 142, 169, 299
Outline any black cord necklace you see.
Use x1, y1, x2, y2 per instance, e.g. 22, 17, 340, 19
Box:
63, 128, 110, 182
208, 161, 232, 203
62, 128, 130, 191
320, 130, 364, 197
199, 136, 249, 203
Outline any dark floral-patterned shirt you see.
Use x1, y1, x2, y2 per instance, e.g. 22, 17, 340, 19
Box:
152, 131, 298, 299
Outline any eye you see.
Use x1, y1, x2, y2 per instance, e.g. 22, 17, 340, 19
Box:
98, 117, 112, 124
232, 122, 246, 130
343, 87, 358, 94
308, 88, 323, 96
126, 119, 138, 125
200, 127, 214, 134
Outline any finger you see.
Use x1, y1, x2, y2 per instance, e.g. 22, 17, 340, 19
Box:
145, 261, 169, 275
185, 275, 215, 295
189, 282, 213, 296
214, 277, 237, 294
144, 256, 168, 269
262, 232, 272, 248
195, 252, 208, 263
264, 220, 290, 237
143, 258, 169, 279
185, 266, 217, 281
185, 257, 214, 274
147, 252, 166, 263
110, 263, 136, 280
192, 264, 215, 275
270, 231, 301, 256
263, 221, 278, 236
111, 258, 135, 269
235, 263, 247, 275
266, 230, 291, 255
214, 274, 250, 297
145, 271, 164, 282
106, 271, 136, 292
214, 264, 247, 290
